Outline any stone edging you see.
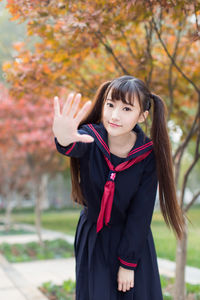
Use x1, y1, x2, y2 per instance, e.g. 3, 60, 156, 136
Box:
0, 253, 48, 300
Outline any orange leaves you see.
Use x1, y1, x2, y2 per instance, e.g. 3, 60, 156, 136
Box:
3, 0, 200, 126
13, 41, 25, 51
54, 20, 65, 31
43, 63, 51, 74
2, 61, 12, 71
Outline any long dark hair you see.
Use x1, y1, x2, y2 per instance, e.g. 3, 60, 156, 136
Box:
70, 75, 185, 240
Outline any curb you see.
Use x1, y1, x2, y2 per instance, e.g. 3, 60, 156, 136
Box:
0, 254, 48, 300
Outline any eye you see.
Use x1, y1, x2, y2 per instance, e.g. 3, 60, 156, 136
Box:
123, 107, 132, 111
106, 102, 114, 107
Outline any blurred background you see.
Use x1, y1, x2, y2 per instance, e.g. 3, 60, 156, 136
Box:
0, 1, 199, 299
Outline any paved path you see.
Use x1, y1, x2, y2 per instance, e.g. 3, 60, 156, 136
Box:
1, 255, 200, 300
0, 223, 74, 245
0, 223, 200, 299
13, 258, 75, 286
1, 223, 200, 285
157, 258, 200, 285
0, 223, 74, 299
0, 254, 47, 300
11, 257, 200, 288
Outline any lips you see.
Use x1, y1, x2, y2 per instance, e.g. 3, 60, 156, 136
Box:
109, 122, 121, 127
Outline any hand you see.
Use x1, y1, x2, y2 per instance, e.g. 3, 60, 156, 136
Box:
53, 93, 94, 146
117, 266, 134, 292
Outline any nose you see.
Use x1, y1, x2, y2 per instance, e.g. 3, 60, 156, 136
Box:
111, 107, 120, 120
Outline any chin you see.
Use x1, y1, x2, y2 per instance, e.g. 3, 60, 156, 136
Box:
107, 128, 122, 136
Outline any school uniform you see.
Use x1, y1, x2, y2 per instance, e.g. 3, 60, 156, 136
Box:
54, 121, 163, 300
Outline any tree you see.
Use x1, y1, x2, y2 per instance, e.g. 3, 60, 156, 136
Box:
0, 83, 30, 230
0, 83, 67, 244
2, 1, 200, 298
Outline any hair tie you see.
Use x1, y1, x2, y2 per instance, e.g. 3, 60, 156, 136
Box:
150, 93, 154, 100
146, 100, 151, 111
146, 94, 152, 111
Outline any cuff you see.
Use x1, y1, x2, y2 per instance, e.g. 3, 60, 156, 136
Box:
55, 137, 76, 155
118, 257, 138, 271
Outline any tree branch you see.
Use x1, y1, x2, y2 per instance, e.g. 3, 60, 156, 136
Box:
194, 3, 200, 32
180, 125, 200, 208
173, 110, 199, 163
167, 18, 185, 119
184, 190, 200, 213
149, 4, 200, 93
120, 29, 136, 61
91, 28, 130, 75
144, 21, 154, 87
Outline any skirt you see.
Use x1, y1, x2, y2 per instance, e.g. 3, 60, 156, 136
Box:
74, 208, 163, 300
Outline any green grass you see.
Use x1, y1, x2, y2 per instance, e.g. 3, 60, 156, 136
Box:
6, 206, 200, 268
11, 209, 81, 236
0, 228, 34, 236
160, 275, 200, 299
152, 206, 200, 268
40, 279, 75, 300
39, 276, 200, 300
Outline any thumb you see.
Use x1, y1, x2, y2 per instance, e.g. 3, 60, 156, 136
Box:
77, 134, 94, 143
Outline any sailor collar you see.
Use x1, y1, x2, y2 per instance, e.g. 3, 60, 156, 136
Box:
82, 121, 153, 162
81, 121, 154, 233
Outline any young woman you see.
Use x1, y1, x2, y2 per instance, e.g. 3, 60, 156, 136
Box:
53, 75, 184, 300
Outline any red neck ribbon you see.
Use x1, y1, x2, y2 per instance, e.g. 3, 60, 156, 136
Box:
96, 150, 153, 233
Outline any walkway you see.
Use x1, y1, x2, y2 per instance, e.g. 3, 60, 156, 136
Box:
0, 254, 47, 300
0, 223, 200, 299
11, 256, 200, 287
1, 223, 200, 285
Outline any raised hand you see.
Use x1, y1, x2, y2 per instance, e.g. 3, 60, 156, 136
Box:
53, 93, 94, 146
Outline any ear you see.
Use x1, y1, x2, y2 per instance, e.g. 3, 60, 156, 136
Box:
138, 110, 149, 123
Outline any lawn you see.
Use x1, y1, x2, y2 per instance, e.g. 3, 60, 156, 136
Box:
8, 206, 200, 268
11, 209, 80, 236
152, 206, 200, 268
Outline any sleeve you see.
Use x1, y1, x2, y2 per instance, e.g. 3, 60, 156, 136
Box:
54, 128, 92, 158
117, 150, 158, 271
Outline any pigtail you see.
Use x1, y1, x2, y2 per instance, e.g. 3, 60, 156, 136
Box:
150, 93, 185, 240
70, 81, 111, 206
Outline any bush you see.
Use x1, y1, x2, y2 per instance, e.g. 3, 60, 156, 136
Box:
0, 238, 74, 262
39, 276, 200, 300
39, 279, 75, 300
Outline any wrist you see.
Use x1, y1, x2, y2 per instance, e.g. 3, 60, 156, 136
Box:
56, 137, 74, 147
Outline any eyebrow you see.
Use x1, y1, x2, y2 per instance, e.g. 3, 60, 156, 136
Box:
106, 98, 134, 107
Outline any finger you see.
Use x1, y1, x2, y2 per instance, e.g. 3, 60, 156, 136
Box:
75, 100, 92, 124
126, 282, 131, 291
68, 93, 81, 118
132, 271, 134, 287
62, 92, 74, 116
122, 283, 127, 292
54, 96, 61, 117
76, 134, 94, 143
118, 282, 122, 291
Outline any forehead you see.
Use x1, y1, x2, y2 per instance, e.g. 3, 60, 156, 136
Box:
105, 87, 139, 106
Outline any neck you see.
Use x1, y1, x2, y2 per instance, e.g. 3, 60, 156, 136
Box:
108, 131, 137, 155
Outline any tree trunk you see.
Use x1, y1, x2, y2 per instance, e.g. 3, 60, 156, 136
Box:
4, 193, 13, 231
34, 178, 44, 247
174, 217, 187, 300
40, 174, 49, 210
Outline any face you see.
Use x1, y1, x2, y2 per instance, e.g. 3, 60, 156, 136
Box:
101, 88, 148, 138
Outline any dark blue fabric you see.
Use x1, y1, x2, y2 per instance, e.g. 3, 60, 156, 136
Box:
54, 122, 163, 300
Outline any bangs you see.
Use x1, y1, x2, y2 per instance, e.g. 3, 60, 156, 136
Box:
104, 79, 142, 107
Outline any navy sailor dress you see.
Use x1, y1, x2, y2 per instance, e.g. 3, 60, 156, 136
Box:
54, 121, 163, 300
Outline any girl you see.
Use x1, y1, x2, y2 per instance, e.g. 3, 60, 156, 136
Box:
53, 75, 184, 300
